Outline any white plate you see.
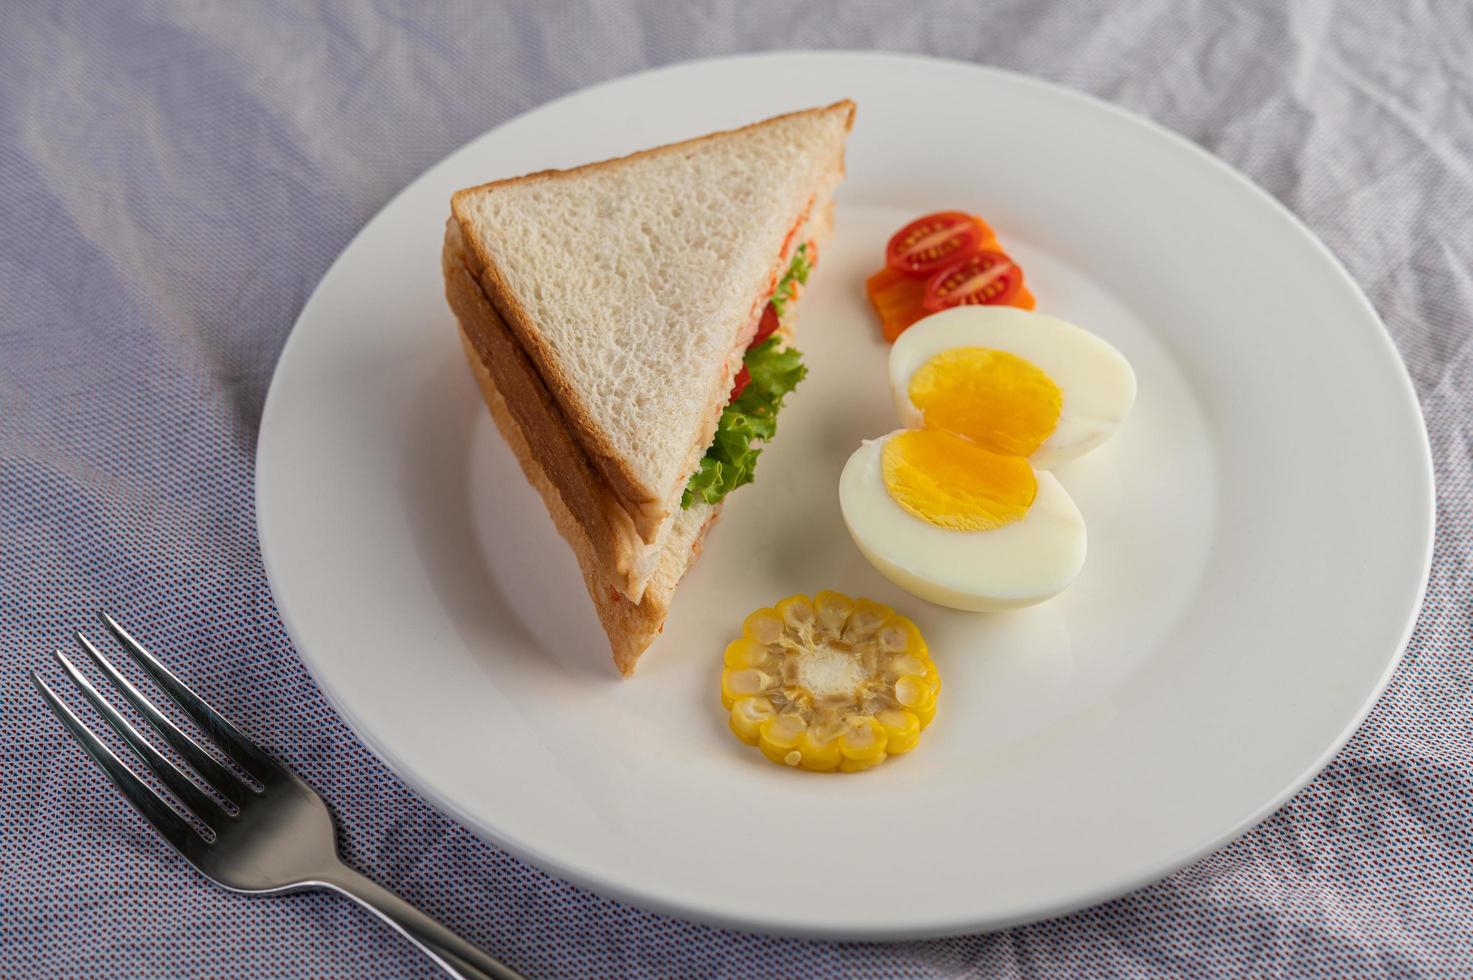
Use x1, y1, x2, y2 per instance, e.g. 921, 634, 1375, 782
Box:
257, 52, 1433, 938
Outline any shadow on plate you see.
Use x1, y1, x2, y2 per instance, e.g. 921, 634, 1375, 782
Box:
401, 351, 619, 681
400, 354, 540, 665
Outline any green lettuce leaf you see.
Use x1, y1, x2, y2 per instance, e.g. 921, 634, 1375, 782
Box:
681, 246, 813, 508
768, 243, 811, 319
682, 336, 807, 507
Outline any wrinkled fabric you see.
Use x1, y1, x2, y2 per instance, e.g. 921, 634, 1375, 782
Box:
3, 2, 1471, 977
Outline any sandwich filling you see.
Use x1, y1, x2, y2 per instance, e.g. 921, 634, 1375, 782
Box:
611, 207, 827, 601
603, 224, 824, 601
683, 243, 812, 507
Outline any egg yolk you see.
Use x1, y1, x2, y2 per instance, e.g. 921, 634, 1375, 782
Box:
908, 348, 1062, 458
881, 429, 1037, 531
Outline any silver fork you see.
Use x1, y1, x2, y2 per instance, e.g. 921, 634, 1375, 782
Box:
32, 613, 524, 980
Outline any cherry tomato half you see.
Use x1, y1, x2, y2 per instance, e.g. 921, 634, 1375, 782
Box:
922, 250, 1023, 311
885, 212, 987, 277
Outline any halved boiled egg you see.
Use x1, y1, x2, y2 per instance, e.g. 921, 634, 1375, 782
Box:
840, 429, 1087, 610
890, 307, 1136, 469
841, 307, 1134, 611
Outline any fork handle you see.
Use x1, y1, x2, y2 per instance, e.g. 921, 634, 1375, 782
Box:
315, 862, 524, 980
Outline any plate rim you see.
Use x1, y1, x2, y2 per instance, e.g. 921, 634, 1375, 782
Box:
256, 49, 1435, 939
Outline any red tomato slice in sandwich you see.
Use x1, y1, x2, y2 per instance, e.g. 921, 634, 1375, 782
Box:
730, 364, 752, 399
885, 212, 991, 277
922, 250, 1023, 310
754, 304, 780, 344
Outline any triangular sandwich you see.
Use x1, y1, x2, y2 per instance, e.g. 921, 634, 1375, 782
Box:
443, 100, 855, 674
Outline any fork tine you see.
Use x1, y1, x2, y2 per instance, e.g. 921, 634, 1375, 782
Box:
56, 650, 227, 831
97, 613, 279, 786
32, 671, 203, 857
74, 632, 251, 809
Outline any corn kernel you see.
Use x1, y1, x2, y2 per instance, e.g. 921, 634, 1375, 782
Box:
838, 753, 887, 773
912, 698, 938, 729
839, 716, 888, 761
877, 624, 906, 653
877, 616, 926, 655
775, 594, 816, 635
841, 598, 893, 644
894, 674, 930, 708
877, 708, 921, 754
909, 684, 939, 723
760, 712, 806, 749
814, 590, 855, 632
729, 696, 774, 744
760, 740, 802, 766
797, 729, 842, 772
888, 655, 926, 680
722, 668, 769, 709
924, 660, 942, 692
723, 638, 764, 669
743, 608, 785, 646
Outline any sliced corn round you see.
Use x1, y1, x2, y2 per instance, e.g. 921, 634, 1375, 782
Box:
719, 590, 940, 773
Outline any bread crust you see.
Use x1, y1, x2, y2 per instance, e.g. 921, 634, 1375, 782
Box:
444, 236, 716, 675
450, 100, 855, 540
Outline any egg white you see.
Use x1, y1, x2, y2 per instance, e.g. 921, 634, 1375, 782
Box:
839, 430, 1088, 611
890, 307, 1137, 469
